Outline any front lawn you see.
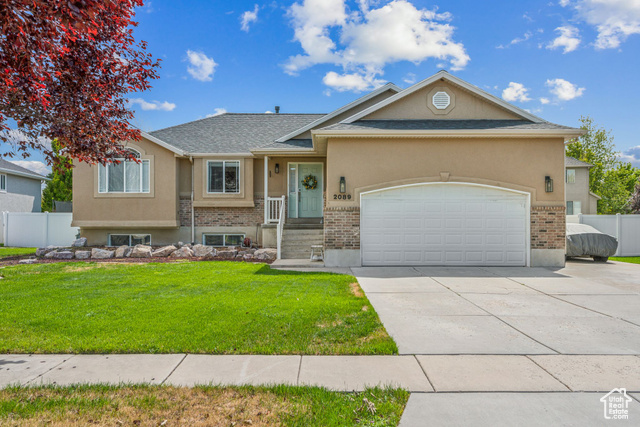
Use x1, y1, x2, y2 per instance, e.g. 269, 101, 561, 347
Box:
0, 385, 409, 426
0, 247, 36, 259
610, 257, 640, 264
0, 262, 396, 354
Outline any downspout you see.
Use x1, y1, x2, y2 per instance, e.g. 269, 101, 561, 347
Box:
189, 156, 195, 244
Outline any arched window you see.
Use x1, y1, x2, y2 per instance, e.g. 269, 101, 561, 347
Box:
98, 148, 150, 193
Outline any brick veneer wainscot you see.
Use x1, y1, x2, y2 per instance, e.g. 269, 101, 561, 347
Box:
530, 206, 566, 250
324, 206, 360, 250
180, 196, 264, 227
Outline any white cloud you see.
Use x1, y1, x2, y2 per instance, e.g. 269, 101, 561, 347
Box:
403, 72, 417, 84
206, 108, 227, 118
2, 129, 52, 151
547, 25, 581, 53
561, 0, 640, 49
322, 71, 385, 92
502, 82, 532, 102
497, 31, 533, 49
285, 0, 469, 92
540, 97, 550, 104
545, 78, 585, 101
10, 160, 50, 176
241, 5, 259, 32
185, 50, 217, 82
128, 98, 176, 111
620, 146, 640, 167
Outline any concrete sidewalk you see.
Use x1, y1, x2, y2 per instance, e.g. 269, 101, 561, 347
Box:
2, 354, 640, 393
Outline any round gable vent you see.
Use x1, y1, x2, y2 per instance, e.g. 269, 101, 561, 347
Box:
432, 91, 451, 110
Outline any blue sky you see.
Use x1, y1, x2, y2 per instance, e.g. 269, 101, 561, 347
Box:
10, 0, 640, 174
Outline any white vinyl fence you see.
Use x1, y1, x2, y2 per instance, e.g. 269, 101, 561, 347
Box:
570, 213, 640, 257
1, 212, 79, 248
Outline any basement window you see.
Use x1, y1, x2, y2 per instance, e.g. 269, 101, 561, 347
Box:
109, 234, 151, 247
203, 233, 245, 247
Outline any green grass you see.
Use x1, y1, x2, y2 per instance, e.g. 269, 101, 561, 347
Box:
0, 262, 396, 354
610, 257, 640, 264
0, 247, 36, 259
0, 384, 409, 426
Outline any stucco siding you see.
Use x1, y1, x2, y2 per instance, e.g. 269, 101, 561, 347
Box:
565, 167, 595, 214
0, 174, 42, 212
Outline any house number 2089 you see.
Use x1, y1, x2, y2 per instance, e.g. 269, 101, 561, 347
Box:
333, 194, 352, 200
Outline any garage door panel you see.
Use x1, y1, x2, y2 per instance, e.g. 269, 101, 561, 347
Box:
361, 184, 528, 266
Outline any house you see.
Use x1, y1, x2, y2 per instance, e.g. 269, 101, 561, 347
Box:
72, 71, 584, 267
565, 156, 600, 215
0, 158, 49, 213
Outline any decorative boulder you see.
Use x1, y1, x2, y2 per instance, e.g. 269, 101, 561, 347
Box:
91, 248, 115, 259
170, 246, 194, 258
36, 247, 56, 257
53, 251, 74, 260
192, 244, 213, 257
242, 254, 255, 261
202, 250, 217, 260
71, 237, 88, 247
254, 248, 277, 261
152, 245, 177, 257
75, 251, 91, 260
19, 258, 38, 264
114, 245, 132, 258
217, 249, 237, 259
44, 251, 57, 259
130, 245, 152, 258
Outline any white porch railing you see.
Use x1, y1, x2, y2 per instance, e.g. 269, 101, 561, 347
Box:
276, 196, 286, 260
267, 196, 285, 223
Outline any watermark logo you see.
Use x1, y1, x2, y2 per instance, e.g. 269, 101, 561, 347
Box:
600, 388, 632, 420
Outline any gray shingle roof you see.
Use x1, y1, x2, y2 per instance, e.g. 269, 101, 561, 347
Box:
149, 113, 325, 154
320, 120, 579, 132
565, 156, 593, 167
0, 158, 48, 179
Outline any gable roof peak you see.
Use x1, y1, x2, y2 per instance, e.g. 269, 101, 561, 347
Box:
341, 71, 546, 124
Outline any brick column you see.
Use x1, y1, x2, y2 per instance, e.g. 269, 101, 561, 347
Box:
531, 206, 566, 250
324, 207, 360, 250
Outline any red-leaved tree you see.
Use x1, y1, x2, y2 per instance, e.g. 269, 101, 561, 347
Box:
0, 0, 160, 166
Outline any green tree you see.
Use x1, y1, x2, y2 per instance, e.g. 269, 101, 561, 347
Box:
566, 116, 640, 214
41, 140, 72, 212
630, 180, 640, 214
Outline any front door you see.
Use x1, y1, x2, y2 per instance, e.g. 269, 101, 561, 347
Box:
288, 163, 323, 218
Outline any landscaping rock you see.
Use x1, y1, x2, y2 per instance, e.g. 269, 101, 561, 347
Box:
115, 245, 132, 258
254, 248, 277, 261
19, 258, 38, 264
53, 251, 74, 260
44, 251, 57, 259
36, 247, 56, 257
192, 244, 213, 257
170, 246, 194, 258
202, 250, 218, 260
152, 245, 177, 257
242, 254, 255, 261
130, 245, 152, 258
217, 249, 237, 259
176, 241, 184, 248
71, 237, 87, 247
91, 248, 114, 259
75, 251, 91, 260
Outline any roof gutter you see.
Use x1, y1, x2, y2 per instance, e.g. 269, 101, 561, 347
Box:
0, 167, 51, 181
312, 128, 586, 139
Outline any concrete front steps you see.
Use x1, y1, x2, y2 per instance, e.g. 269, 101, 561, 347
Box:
281, 227, 323, 259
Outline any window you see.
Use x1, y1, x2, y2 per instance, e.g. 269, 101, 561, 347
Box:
0, 174, 5, 192
566, 169, 576, 184
98, 149, 150, 193
203, 233, 245, 247
207, 160, 240, 193
108, 234, 151, 246
566, 201, 582, 215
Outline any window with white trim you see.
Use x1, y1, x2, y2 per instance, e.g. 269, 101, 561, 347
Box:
566, 201, 581, 215
203, 233, 245, 247
98, 149, 150, 193
0, 174, 6, 192
566, 169, 576, 184
207, 160, 240, 194
108, 234, 151, 246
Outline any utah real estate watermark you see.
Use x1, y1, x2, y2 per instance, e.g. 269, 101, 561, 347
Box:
600, 388, 632, 420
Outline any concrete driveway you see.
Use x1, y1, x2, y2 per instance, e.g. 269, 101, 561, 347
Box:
352, 260, 640, 355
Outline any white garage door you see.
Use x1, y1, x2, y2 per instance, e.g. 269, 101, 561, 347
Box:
361, 184, 528, 266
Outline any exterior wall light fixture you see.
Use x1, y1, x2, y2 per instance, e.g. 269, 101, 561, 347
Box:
275, 163, 280, 174
339, 177, 346, 193
545, 176, 553, 193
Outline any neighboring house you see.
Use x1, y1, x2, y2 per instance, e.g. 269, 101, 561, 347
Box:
73, 71, 583, 267
0, 158, 49, 212
565, 156, 600, 215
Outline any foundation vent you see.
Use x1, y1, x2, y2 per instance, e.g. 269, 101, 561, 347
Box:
432, 91, 451, 110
